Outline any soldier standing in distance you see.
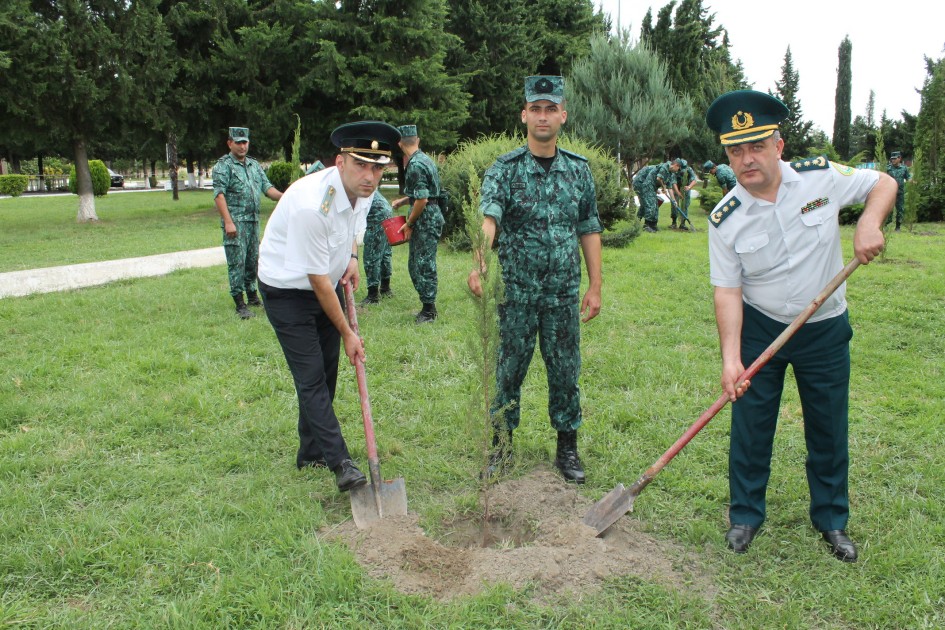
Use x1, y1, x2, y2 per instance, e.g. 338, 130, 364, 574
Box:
468, 75, 603, 484
360, 189, 395, 305
392, 125, 444, 323
886, 151, 911, 231
705, 90, 896, 561
213, 127, 283, 319
672, 158, 699, 230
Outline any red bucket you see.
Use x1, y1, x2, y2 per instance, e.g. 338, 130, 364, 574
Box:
382, 215, 408, 246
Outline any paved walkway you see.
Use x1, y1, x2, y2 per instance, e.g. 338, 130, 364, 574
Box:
0, 247, 225, 299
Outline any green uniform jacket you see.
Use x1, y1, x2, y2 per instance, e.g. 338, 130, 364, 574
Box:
480, 147, 602, 300
212, 153, 275, 222
715, 164, 737, 190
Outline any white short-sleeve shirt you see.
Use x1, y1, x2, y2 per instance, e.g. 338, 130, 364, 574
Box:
708, 159, 879, 324
258, 167, 369, 290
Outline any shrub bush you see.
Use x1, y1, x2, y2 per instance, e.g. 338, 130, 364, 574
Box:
266, 161, 299, 192
698, 180, 724, 213
0, 174, 29, 197
439, 133, 629, 243
68, 160, 110, 196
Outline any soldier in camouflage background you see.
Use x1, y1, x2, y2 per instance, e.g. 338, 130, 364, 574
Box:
632, 159, 679, 232
703, 160, 737, 195
672, 158, 699, 230
393, 125, 444, 323
886, 151, 912, 231
468, 76, 603, 485
213, 127, 283, 319
360, 190, 394, 304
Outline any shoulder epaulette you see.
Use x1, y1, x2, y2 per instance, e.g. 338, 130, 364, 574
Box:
710, 196, 741, 228
790, 155, 829, 172
319, 185, 336, 215
558, 147, 588, 162
496, 147, 528, 163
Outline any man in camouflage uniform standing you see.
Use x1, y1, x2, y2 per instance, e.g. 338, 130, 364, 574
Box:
213, 127, 283, 319
468, 76, 603, 484
703, 160, 737, 195
633, 159, 679, 232
393, 125, 444, 323
886, 151, 911, 231
672, 158, 699, 230
360, 190, 395, 304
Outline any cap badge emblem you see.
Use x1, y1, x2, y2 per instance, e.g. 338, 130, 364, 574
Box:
371, 140, 379, 150
536, 78, 552, 93
731, 111, 754, 131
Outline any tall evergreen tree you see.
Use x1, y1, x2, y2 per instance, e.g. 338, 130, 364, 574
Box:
915, 54, 945, 189
833, 36, 852, 158
567, 31, 691, 186
771, 46, 814, 159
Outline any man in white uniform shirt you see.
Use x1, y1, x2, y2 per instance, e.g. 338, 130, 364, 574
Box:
705, 90, 896, 561
258, 121, 401, 492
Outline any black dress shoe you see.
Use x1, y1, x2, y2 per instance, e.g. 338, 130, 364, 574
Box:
333, 459, 367, 492
725, 524, 758, 553
822, 529, 858, 562
297, 458, 328, 470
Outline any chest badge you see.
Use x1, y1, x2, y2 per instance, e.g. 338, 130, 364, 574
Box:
801, 197, 829, 214
320, 186, 335, 215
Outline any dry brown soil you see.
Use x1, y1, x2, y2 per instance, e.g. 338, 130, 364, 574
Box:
326, 469, 716, 602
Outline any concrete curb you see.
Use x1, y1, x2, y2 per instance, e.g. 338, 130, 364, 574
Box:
0, 247, 225, 299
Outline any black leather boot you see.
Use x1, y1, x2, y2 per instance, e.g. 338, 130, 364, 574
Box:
360, 286, 380, 306
554, 430, 586, 484
481, 429, 513, 479
380, 277, 393, 297
415, 303, 437, 323
233, 294, 254, 319
246, 290, 262, 306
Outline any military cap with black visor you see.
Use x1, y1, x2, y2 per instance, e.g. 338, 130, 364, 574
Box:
705, 90, 790, 146
330, 121, 401, 164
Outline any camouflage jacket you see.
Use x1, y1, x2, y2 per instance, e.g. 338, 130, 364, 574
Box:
367, 190, 394, 226
212, 153, 274, 222
480, 147, 602, 300
886, 163, 911, 189
715, 164, 737, 190
656, 161, 676, 187
403, 149, 442, 206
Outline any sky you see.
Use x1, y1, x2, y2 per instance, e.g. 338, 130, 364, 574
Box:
597, 0, 945, 134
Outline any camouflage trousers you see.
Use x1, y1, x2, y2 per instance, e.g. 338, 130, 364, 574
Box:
363, 218, 393, 288
884, 190, 906, 226
222, 219, 259, 296
672, 189, 692, 221
408, 204, 444, 304
492, 295, 583, 432
634, 182, 659, 223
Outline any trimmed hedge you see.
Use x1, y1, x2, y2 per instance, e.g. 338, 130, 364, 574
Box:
439, 133, 629, 244
68, 161, 110, 196
0, 174, 29, 197
266, 161, 303, 192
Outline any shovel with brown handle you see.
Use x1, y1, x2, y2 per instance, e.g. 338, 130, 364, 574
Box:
583, 258, 862, 536
343, 282, 408, 528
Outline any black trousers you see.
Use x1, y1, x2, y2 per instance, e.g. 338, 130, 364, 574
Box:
260, 281, 351, 469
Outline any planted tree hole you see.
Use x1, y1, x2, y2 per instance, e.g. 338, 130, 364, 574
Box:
438, 513, 537, 549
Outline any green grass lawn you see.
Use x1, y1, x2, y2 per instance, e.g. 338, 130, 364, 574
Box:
1, 193, 943, 627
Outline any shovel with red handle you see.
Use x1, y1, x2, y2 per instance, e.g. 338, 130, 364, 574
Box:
583, 258, 861, 536
343, 282, 408, 528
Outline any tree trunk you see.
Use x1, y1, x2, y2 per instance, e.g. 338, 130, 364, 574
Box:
167, 132, 179, 201
38, 153, 45, 191
74, 139, 99, 222
186, 158, 197, 189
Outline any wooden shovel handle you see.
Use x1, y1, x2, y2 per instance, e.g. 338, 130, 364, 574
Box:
343, 282, 381, 477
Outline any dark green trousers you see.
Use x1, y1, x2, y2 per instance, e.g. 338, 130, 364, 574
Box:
729, 304, 853, 532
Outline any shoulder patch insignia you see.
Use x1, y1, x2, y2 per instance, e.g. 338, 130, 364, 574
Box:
320, 185, 335, 215
831, 162, 856, 176
710, 196, 741, 228
790, 155, 829, 172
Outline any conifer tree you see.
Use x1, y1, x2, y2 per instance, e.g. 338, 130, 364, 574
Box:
833, 36, 852, 159
772, 46, 814, 159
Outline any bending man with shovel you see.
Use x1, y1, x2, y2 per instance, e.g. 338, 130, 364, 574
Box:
706, 90, 896, 561
258, 121, 402, 492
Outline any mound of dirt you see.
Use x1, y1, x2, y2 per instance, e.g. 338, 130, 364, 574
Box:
326, 469, 715, 602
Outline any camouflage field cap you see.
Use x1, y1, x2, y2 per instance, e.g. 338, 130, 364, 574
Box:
703, 160, 716, 171
305, 160, 325, 175
525, 76, 564, 104
675, 158, 688, 168
397, 125, 418, 138
330, 121, 401, 165
890, 151, 902, 159
229, 127, 250, 142
706, 90, 789, 146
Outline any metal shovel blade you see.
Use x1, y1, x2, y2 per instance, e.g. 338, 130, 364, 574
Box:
349, 477, 408, 529
582, 483, 636, 535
